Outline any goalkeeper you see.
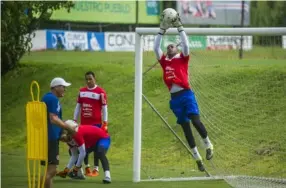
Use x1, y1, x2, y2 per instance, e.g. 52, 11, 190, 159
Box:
153, 12, 214, 172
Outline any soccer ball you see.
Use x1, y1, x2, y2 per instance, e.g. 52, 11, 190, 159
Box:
161, 8, 178, 27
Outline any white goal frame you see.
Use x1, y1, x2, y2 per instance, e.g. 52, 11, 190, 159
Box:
133, 27, 286, 183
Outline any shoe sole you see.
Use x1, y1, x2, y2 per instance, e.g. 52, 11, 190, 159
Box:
103, 180, 111, 184
73, 177, 86, 180
85, 173, 94, 177
67, 173, 86, 180
90, 174, 100, 177
68, 175, 86, 180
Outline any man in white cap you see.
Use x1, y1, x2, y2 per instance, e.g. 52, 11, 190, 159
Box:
40, 77, 75, 188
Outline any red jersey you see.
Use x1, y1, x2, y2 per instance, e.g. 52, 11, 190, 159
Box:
77, 86, 107, 125
159, 53, 190, 91
72, 126, 109, 149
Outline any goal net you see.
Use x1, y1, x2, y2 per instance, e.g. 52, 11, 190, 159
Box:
133, 27, 286, 188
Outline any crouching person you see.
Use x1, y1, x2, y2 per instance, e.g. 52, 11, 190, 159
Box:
58, 120, 111, 184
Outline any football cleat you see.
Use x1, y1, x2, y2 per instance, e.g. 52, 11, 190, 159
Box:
196, 160, 205, 172
56, 168, 69, 178
206, 146, 214, 160
67, 171, 86, 180
91, 169, 100, 177
76, 174, 86, 180
85, 167, 93, 176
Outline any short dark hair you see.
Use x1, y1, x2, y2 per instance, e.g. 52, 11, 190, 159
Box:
85, 71, 95, 78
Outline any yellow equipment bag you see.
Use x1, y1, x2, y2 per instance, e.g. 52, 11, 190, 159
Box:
26, 81, 48, 188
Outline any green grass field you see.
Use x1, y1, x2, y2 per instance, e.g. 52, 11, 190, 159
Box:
2, 47, 286, 188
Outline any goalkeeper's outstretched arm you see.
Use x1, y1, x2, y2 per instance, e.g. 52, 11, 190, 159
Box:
179, 30, 189, 57
154, 17, 170, 60
173, 13, 189, 57
154, 34, 163, 60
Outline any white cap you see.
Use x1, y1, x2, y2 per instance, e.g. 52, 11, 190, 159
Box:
50, 77, 71, 88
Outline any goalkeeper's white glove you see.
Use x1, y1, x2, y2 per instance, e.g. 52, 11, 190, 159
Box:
172, 13, 184, 32
159, 14, 170, 35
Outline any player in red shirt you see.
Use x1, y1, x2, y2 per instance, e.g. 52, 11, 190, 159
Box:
154, 13, 214, 172
73, 71, 108, 177
58, 122, 111, 184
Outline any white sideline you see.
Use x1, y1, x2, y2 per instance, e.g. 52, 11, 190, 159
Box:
140, 175, 286, 183
227, 175, 286, 183
141, 176, 224, 182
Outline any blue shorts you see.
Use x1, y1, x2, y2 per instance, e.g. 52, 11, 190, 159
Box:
87, 137, 111, 154
169, 90, 200, 124
96, 137, 111, 151
93, 124, 102, 128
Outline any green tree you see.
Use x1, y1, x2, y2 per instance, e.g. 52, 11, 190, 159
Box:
251, 1, 286, 27
1, 1, 74, 75
251, 1, 286, 45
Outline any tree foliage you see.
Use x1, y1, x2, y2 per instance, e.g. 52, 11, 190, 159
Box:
1, 1, 74, 75
251, 1, 286, 27
250, 1, 286, 45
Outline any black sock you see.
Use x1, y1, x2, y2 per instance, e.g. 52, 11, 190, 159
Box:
180, 122, 196, 148
99, 153, 110, 171
96, 147, 109, 171
84, 153, 89, 166
94, 151, 99, 167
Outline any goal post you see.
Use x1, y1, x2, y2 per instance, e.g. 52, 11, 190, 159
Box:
133, 27, 286, 184
133, 32, 143, 182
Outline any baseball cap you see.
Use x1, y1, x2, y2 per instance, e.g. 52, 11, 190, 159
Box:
50, 77, 71, 88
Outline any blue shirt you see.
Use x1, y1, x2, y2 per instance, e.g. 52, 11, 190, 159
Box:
41, 92, 62, 141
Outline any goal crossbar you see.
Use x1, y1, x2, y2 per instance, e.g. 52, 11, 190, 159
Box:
136, 27, 286, 35
133, 27, 286, 183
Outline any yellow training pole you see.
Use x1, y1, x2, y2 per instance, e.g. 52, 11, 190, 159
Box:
26, 81, 48, 188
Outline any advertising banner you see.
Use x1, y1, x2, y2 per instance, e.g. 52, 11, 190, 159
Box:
88, 32, 105, 51
206, 36, 252, 50
104, 32, 157, 52
51, 1, 161, 24
138, 0, 161, 24
104, 32, 135, 51
105, 32, 207, 52
161, 35, 207, 50
176, 0, 250, 26
32, 30, 258, 52
143, 35, 156, 51
46, 30, 104, 51
30, 30, 47, 51
51, 1, 136, 23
